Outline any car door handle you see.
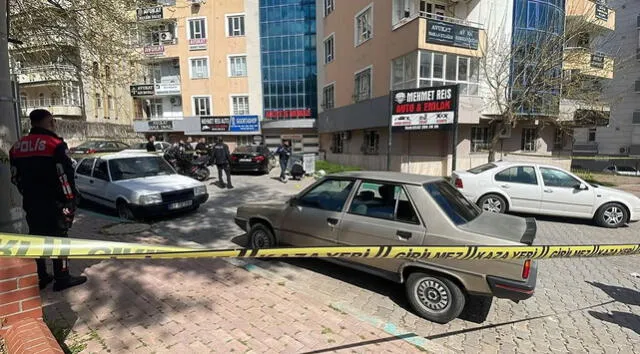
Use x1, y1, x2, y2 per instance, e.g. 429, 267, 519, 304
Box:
327, 217, 339, 226
544, 189, 552, 193
500, 184, 510, 189
397, 230, 412, 239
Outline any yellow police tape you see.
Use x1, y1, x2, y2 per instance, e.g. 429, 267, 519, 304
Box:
1, 234, 639, 261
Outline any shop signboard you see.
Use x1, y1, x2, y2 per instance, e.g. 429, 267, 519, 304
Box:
390, 85, 459, 132
426, 20, 479, 50
200, 115, 260, 133
136, 7, 163, 21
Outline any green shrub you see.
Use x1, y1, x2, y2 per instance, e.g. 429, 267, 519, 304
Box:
315, 160, 362, 174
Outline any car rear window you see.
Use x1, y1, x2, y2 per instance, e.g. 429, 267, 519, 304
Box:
235, 146, 260, 153
467, 163, 497, 174
424, 181, 481, 225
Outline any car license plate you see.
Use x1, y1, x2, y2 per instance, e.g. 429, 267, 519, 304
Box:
168, 200, 193, 210
240, 158, 252, 162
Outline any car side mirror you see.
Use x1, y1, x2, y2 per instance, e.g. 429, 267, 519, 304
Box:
575, 183, 588, 190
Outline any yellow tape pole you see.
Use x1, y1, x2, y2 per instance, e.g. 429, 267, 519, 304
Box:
1, 234, 639, 261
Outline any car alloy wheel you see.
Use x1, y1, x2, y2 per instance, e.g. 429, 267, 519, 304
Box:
480, 194, 505, 213
416, 278, 450, 312
596, 202, 628, 228
603, 206, 624, 226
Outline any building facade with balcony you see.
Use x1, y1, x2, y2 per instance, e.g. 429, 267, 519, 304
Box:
130, 0, 263, 150
571, 0, 639, 157
259, 0, 319, 154
316, 0, 583, 175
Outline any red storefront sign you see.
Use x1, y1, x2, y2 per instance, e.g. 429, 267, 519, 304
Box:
265, 108, 312, 119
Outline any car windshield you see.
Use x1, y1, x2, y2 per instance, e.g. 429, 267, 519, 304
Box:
234, 146, 260, 153
467, 163, 497, 174
424, 181, 481, 225
108, 156, 175, 181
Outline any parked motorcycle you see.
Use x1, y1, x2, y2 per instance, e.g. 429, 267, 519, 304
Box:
164, 146, 210, 181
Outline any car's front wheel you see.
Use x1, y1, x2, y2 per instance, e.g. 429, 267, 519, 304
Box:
248, 223, 276, 249
405, 272, 466, 324
478, 194, 507, 213
595, 202, 628, 228
116, 200, 136, 221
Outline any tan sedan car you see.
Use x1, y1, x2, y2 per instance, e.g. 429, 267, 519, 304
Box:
234, 171, 538, 323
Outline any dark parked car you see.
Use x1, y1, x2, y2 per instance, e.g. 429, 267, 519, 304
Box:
230, 145, 274, 174
69, 140, 130, 158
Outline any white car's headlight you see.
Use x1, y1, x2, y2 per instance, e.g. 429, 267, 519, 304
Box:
194, 185, 207, 196
139, 193, 162, 205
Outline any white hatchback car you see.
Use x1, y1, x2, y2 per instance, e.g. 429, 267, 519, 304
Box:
451, 161, 640, 228
74, 152, 209, 220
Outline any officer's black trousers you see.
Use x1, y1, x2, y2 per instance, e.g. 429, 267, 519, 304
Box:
26, 213, 70, 281
216, 163, 231, 185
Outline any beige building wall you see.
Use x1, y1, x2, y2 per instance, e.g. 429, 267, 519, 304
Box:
132, 0, 262, 121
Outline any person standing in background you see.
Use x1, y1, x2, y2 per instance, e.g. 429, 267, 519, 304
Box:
146, 135, 156, 152
275, 140, 291, 183
212, 137, 233, 189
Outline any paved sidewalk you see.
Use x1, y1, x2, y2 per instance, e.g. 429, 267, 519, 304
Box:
41, 213, 428, 353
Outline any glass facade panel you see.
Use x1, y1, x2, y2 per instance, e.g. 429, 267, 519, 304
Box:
511, 0, 565, 116
260, 0, 317, 120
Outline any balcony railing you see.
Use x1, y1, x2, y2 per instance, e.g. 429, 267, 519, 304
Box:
418, 12, 484, 29
14, 64, 77, 75
21, 98, 82, 108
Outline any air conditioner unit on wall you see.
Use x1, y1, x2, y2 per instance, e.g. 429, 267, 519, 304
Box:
619, 146, 630, 154
341, 131, 351, 140
160, 32, 173, 42
498, 124, 512, 139
170, 97, 181, 106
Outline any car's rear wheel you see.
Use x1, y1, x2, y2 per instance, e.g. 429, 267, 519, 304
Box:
405, 272, 465, 324
248, 223, 276, 249
478, 194, 507, 213
117, 200, 135, 221
595, 202, 628, 228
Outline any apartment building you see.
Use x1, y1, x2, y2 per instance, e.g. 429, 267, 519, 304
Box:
317, 0, 616, 175
572, 0, 639, 157
11, 39, 134, 124
259, 0, 319, 154
131, 0, 262, 149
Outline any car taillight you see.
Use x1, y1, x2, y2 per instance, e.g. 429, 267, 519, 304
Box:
231, 155, 238, 161
253, 155, 265, 162
454, 177, 463, 189
522, 259, 531, 279
87, 149, 96, 154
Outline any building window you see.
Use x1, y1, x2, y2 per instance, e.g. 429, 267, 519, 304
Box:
322, 84, 335, 109
332, 133, 344, 153
188, 18, 207, 39
92, 62, 99, 78
228, 55, 247, 77
324, 35, 335, 64
521, 128, 537, 152
324, 0, 334, 16
415, 50, 480, 95
588, 128, 596, 142
149, 98, 163, 118
107, 95, 114, 111
104, 65, 111, 80
19, 92, 27, 108
363, 131, 379, 154
38, 93, 45, 106
420, 1, 447, 19
227, 15, 245, 37
189, 57, 209, 79
193, 96, 211, 116
232, 96, 250, 115
355, 5, 373, 46
391, 51, 417, 89
354, 67, 372, 102
471, 127, 491, 152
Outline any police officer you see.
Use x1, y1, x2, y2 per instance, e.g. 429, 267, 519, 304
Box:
212, 136, 233, 188
146, 135, 156, 152
9, 109, 87, 291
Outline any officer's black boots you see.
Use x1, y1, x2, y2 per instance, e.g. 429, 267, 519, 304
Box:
39, 274, 54, 290
53, 275, 87, 292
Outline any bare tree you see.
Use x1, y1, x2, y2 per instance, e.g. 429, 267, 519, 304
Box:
479, 5, 628, 162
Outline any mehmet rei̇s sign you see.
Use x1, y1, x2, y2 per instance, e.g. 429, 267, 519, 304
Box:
391, 85, 458, 132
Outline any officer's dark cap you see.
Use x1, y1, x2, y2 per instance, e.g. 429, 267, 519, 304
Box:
29, 109, 53, 122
